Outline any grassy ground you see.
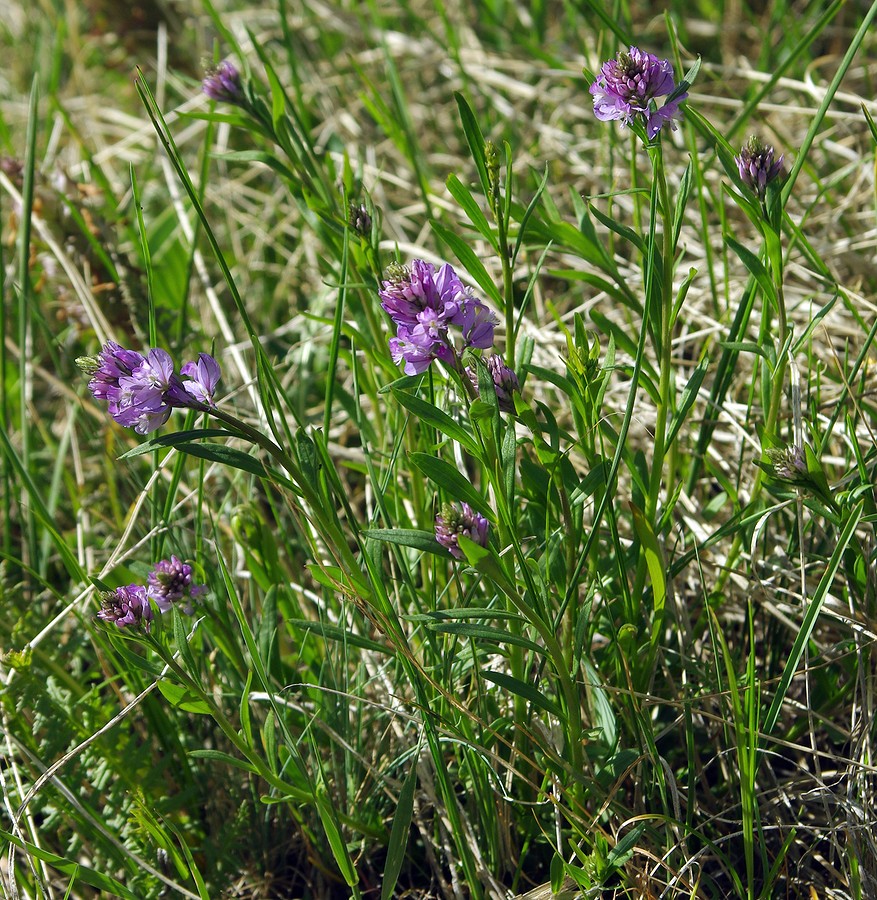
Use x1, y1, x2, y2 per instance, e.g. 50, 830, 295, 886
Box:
2, 0, 877, 897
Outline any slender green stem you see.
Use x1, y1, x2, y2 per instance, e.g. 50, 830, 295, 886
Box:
646, 143, 676, 525
151, 638, 312, 805
499, 225, 515, 370
206, 405, 364, 580
750, 221, 788, 502
206, 405, 294, 470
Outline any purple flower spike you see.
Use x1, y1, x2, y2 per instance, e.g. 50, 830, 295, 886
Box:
379, 260, 465, 330
81, 341, 143, 396
467, 355, 520, 413
115, 348, 188, 434
380, 259, 498, 374
435, 501, 489, 560
589, 47, 687, 139
147, 556, 206, 615
83, 341, 172, 434
203, 60, 243, 105
735, 136, 784, 200
181, 353, 221, 406
97, 585, 153, 632
83, 341, 221, 434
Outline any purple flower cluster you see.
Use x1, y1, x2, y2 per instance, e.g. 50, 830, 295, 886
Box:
147, 555, 207, 615
97, 585, 153, 632
767, 444, 807, 483
203, 61, 244, 105
735, 136, 784, 200
379, 260, 498, 375
435, 502, 489, 560
80, 342, 220, 435
589, 47, 687, 140
97, 557, 207, 631
466, 355, 520, 413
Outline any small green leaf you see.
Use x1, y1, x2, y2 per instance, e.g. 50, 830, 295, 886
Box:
389, 388, 481, 456
629, 504, 666, 619
157, 680, 212, 715
431, 220, 502, 305
365, 528, 445, 554
588, 202, 645, 253
406, 607, 524, 622
454, 92, 491, 199
286, 618, 391, 655
481, 670, 561, 716
188, 749, 260, 773
726, 236, 779, 311
381, 761, 418, 900
315, 785, 358, 886
446, 173, 499, 250
426, 621, 544, 655
409, 452, 491, 518
118, 429, 235, 458
666, 356, 709, 448
607, 823, 646, 868
175, 442, 267, 478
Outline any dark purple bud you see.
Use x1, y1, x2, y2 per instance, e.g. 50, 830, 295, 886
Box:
147, 556, 206, 615
735, 136, 784, 200
767, 444, 807, 482
348, 202, 372, 237
97, 585, 153, 632
435, 502, 489, 560
466, 355, 520, 413
203, 60, 244, 105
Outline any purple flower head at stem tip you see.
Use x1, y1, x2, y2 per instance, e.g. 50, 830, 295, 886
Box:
380, 260, 497, 374
97, 585, 153, 632
147, 556, 206, 615
735, 136, 784, 200
435, 501, 490, 560
82, 342, 222, 435
467, 355, 520, 413
767, 444, 807, 482
379, 260, 465, 329
589, 46, 687, 140
203, 60, 244, 105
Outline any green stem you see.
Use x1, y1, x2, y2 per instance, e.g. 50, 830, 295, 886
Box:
631, 142, 675, 628
751, 222, 788, 500
206, 405, 364, 581
152, 638, 312, 804
646, 143, 675, 525
499, 225, 515, 370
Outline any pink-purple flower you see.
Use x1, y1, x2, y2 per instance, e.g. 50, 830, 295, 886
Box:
147, 556, 206, 615
435, 502, 489, 560
466, 355, 520, 413
735, 136, 784, 200
380, 261, 498, 375
79, 342, 221, 434
180, 353, 221, 407
589, 47, 686, 140
97, 585, 153, 632
203, 60, 243, 105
